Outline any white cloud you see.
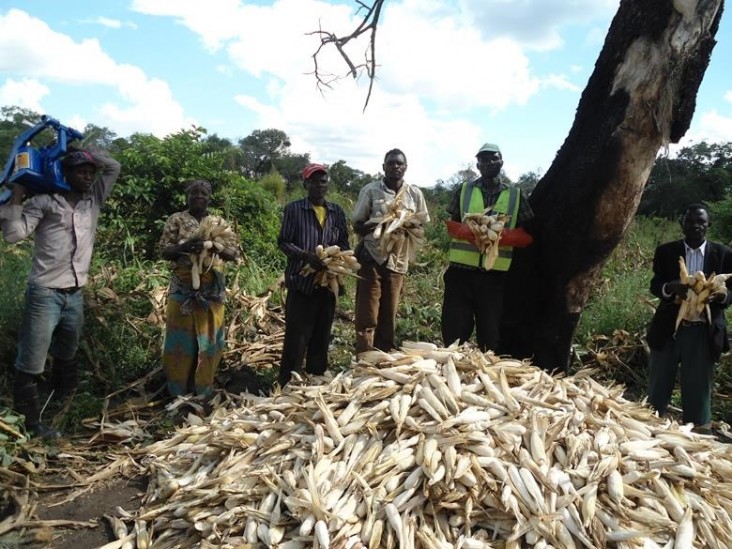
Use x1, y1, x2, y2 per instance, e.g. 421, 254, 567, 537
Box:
693, 110, 732, 143
81, 16, 137, 29
539, 74, 582, 92
130, 0, 570, 182
0, 1, 629, 183
461, 0, 620, 51
131, 0, 251, 51
725, 90, 732, 103
0, 8, 193, 137
0, 78, 49, 111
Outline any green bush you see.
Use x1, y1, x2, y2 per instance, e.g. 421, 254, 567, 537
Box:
219, 180, 284, 270
259, 170, 286, 201
97, 128, 244, 262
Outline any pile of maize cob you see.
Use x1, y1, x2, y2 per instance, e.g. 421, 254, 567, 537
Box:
368, 190, 427, 262
121, 341, 732, 548
463, 209, 510, 270
675, 256, 732, 331
300, 245, 361, 294
182, 216, 238, 290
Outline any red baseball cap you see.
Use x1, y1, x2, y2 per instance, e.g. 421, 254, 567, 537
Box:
302, 163, 328, 180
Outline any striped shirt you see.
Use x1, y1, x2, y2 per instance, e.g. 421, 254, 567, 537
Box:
661, 240, 707, 298
685, 240, 706, 275
278, 198, 350, 295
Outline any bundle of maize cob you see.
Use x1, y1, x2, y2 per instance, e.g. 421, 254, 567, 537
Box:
300, 245, 361, 294
183, 216, 238, 290
124, 342, 732, 548
463, 209, 510, 270
368, 190, 428, 262
675, 256, 732, 331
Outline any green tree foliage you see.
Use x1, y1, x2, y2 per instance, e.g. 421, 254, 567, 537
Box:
327, 160, 373, 194
259, 170, 287, 201
219, 180, 284, 269
80, 124, 120, 151
97, 128, 233, 261
516, 170, 542, 195
238, 129, 310, 187
0, 107, 59, 161
639, 141, 732, 218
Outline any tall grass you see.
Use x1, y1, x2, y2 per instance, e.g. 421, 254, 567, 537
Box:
578, 217, 678, 339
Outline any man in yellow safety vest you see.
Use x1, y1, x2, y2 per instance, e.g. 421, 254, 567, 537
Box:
442, 142, 534, 352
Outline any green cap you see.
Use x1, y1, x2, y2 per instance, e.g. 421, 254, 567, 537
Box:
477, 142, 501, 155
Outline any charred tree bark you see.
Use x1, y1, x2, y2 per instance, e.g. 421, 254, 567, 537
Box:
501, 0, 725, 371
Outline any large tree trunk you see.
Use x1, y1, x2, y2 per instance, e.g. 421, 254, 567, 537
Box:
501, 0, 724, 371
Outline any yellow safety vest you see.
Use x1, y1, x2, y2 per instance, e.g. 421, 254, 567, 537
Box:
448, 182, 520, 271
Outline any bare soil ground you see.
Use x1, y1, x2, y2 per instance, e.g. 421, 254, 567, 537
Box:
0, 364, 278, 549
38, 477, 147, 548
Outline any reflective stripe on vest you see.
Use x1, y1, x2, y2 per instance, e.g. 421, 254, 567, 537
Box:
448, 182, 520, 271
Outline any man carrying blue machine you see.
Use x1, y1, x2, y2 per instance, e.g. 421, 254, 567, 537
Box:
0, 118, 121, 439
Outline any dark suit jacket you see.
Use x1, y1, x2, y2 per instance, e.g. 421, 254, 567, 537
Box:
647, 239, 732, 360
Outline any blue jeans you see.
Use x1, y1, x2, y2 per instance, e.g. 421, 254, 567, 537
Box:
15, 284, 84, 375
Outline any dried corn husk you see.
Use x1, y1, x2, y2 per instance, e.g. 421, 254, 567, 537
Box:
463, 208, 510, 270
183, 216, 239, 289
367, 188, 427, 262
127, 344, 732, 548
300, 245, 360, 294
675, 256, 732, 331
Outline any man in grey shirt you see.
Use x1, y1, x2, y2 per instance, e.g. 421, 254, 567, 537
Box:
0, 148, 121, 438
351, 148, 429, 354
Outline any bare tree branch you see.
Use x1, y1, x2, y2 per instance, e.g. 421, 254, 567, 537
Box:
308, 0, 385, 111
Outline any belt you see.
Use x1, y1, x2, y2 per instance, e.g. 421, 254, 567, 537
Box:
680, 319, 707, 327
55, 286, 81, 294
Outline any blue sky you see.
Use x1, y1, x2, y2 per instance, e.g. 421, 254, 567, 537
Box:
1, 0, 730, 186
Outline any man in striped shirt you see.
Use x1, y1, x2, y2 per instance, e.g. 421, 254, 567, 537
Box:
277, 163, 350, 386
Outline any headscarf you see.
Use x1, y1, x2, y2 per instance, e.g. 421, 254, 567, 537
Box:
62, 150, 97, 167
185, 179, 212, 196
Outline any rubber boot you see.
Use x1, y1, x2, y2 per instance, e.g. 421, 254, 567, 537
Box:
13, 372, 61, 440
51, 357, 78, 401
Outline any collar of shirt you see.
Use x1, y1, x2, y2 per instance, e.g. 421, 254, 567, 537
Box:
684, 240, 707, 256
298, 198, 335, 211
380, 179, 404, 194
476, 177, 506, 192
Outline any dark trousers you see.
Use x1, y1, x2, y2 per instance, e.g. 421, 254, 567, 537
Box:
354, 258, 404, 354
648, 324, 715, 426
441, 266, 506, 352
279, 287, 335, 386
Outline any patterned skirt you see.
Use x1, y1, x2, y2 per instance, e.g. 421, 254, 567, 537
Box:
162, 268, 226, 397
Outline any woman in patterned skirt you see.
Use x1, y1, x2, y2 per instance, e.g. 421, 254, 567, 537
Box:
158, 180, 239, 397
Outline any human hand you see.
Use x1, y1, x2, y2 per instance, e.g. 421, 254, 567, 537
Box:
305, 251, 327, 271
180, 238, 204, 254
11, 184, 26, 205
666, 280, 688, 298
710, 288, 728, 303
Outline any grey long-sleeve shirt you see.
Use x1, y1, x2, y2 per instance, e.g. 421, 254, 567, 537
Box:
0, 150, 121, 288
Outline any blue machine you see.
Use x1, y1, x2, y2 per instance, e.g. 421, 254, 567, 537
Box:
0, 115, 85, 205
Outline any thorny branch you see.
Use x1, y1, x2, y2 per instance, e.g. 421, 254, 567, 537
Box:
309, 0, 385, 111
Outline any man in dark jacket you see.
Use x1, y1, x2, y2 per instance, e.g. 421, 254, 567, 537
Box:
277, 163, 349, 386
646, 203, 732, 427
